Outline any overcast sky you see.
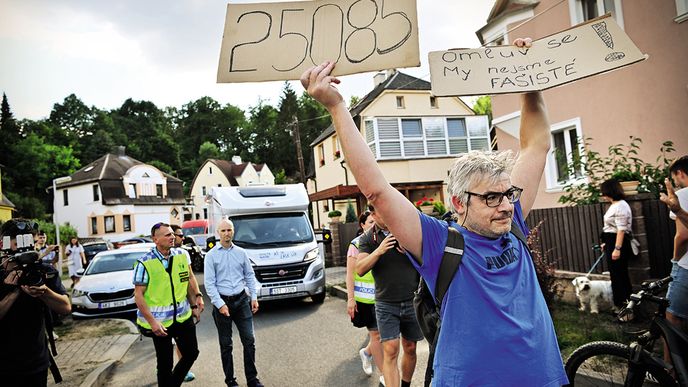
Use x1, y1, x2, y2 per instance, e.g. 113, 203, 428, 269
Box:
0, 0, 495, 120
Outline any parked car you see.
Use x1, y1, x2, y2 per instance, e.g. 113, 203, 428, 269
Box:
112, 236, 153, 249
80, 238, 113, 265
71, 246, 149, 319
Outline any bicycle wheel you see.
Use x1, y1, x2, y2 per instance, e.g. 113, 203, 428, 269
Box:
565, 341, 677, 387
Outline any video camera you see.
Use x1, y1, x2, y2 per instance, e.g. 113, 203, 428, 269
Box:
1, 219, 50, 287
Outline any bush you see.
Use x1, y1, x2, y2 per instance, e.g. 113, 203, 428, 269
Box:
35, 220, 78, 245
433, 201, 447, 215
345, 202, 357, 223
328, 210, 342, 217
527, 221, 562, 309
558, 136, 675, 205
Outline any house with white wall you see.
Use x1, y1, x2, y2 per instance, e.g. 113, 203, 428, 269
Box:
307, 70, 489, 229
187, 156, 274, 220
53, 146, 185, 240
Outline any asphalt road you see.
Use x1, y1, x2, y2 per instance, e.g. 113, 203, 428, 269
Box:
106, 276, 430, 387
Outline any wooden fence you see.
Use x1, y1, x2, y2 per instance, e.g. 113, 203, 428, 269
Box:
526, 203, 607, 274
527, 198, 675, 279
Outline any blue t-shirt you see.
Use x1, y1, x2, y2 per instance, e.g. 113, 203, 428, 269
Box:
411, 202, 568, 386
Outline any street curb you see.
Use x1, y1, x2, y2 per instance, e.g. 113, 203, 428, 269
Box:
80, 319, 140, 387
329, 285, 348, 300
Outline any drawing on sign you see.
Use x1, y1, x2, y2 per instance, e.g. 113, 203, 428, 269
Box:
428, 14, 646, 96
591, 21, 625, 62
218, 0, 419, 83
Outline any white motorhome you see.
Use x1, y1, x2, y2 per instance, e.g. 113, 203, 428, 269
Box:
207, 184, 326, 303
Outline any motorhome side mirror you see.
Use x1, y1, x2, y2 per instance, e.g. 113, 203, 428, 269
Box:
206, 236, 217, 251
320, 230, 332, 245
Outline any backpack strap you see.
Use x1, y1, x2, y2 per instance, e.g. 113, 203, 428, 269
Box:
509, 220, 528, 246
433, 226, 464, 306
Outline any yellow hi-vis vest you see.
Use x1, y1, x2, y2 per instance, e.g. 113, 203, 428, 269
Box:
136, 253, 192, 329
354, 270, 375, 304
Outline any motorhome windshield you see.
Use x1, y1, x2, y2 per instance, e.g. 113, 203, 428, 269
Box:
183, 227, 205, 236
231, 213, 313, 247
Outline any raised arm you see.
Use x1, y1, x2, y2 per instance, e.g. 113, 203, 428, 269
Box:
509, 91, 550, 218
301, 62, 422, 259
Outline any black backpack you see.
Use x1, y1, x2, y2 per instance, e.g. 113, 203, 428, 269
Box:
413, 221, 528, 387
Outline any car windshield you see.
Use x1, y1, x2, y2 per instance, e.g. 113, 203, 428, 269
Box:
183, 227, 205, 236
85, 252, 141, 275
231, 213, 313, 247
84, 244, 108, 255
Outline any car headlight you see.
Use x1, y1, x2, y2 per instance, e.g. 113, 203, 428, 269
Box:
303, 248, 319, 262
72, 289, 88, 298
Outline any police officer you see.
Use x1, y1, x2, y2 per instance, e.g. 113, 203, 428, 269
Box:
133, 222, 202, 387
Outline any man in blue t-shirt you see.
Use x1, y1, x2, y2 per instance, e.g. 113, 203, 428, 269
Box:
300, 37, 568, 386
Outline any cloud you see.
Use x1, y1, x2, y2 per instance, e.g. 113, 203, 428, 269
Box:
0, 0, 495, 119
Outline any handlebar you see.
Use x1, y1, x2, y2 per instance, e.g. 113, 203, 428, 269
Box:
624, 276, 672, 312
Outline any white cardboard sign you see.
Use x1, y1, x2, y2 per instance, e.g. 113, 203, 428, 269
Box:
217, 0, 419, 83
429, 14, 646, 96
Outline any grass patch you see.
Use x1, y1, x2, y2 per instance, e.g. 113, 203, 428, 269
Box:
551, 301, 638, 359
54, 318, 132, 341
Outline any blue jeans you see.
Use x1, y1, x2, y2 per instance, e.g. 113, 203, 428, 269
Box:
212, 292, 258, 386
667, 262, 688, 319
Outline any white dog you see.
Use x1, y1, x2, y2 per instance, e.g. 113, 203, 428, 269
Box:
572, 276, 614, 314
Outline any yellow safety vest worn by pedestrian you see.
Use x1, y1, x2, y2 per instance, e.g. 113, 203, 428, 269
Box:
354, 270, 375, 304
136, 253, 192, 329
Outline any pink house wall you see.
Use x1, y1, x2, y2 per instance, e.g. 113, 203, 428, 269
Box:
490, 0, 688, 208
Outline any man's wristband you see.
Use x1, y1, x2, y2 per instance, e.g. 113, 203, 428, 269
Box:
614, 245, 622, 251
195, 293, 203, 298
190, 304, 198, 309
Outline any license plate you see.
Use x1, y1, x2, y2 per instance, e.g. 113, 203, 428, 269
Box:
99, 300, 128, 309
270, 286, 297, 295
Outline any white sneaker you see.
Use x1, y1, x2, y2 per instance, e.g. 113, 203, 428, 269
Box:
379, 375, 385, 386
359, 348, 373, 376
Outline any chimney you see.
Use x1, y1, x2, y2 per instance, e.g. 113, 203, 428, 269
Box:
232, 155, 242, 165
113, 146, 126, 157
373, 72, 386, 87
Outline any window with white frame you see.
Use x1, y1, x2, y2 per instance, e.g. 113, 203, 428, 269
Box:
570, 0, 623, 26
676, 0, 688, 22
546, 119, 584, 189
365, 116, 489, 160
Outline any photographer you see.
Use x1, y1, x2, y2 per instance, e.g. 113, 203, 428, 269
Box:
0, 219, 71, 387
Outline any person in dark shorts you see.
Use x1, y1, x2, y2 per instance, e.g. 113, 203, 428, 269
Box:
356, 205, 422, 387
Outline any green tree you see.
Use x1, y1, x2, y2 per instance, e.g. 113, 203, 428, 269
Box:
472, 96, 492, 123
174, 97, 246, 182
345, 202, 357, 223
246, 101, 279, 167
198, 141, 221, 161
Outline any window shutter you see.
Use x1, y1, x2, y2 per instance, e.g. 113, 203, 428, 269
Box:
365, 121, 375, 143
379, 142, 402, 158
403, 141, 424, 156
377, 118, 400, 140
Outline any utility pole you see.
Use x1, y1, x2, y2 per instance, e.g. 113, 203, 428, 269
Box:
291, 115, 306, 185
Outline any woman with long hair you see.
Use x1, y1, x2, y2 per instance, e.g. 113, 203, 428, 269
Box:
346, 211, 384, 380
600, 179, 634, 319
65, 237, 86, 289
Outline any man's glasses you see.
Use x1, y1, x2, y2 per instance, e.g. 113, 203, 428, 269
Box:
465, 186, 523, 208
174, 233, 184, 238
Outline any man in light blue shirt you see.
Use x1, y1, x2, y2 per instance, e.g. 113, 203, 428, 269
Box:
205, 219, 263, 387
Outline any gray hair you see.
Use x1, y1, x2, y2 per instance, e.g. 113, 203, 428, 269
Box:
447, 150, 515, 211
